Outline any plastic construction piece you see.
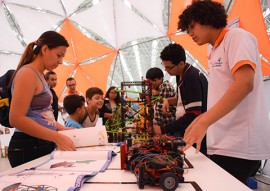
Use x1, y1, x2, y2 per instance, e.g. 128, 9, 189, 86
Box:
159, 172, 179, 191
121, 135, 186, 191
119, 79, 154, 136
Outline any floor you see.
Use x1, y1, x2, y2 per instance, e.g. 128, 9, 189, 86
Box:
0, 158, 269, 190
252, 174, 270, 191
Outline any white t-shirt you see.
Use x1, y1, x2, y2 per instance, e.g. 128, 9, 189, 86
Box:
82, 110, 99, 128
207, 28, 270, 160
176, 86, 185, 119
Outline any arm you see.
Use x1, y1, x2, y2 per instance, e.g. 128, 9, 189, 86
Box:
165, 97, 178, 105
161, 74, 207, 135
155, 82, 176, 126
9, 68, 75, 151
183, 64, 254, 152
99, 100, 113, 119
162, 97, 177, 115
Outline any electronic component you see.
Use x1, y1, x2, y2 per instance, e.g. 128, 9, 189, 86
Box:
121, 135, 186, 191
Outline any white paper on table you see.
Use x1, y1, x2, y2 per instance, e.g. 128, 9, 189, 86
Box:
0, 150, 115, 191
59, 126, 108, 148
0, 171, 97, 191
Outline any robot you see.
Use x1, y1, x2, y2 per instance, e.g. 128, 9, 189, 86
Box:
121, 135, 186, 191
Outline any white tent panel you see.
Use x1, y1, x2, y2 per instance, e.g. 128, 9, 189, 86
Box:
0, 4, 24, 53
62, 0, 86, 17
0, 54, 20, 76
6, 0, 66, 16
129, 0, 166, 34
7, 3, 64, 43
115, 0, 165, 48
71, 0, 117, 48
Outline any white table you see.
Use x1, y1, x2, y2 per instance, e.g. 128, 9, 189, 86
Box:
0, 146, 252, 191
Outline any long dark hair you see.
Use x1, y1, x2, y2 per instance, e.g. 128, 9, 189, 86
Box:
8, 31, 69, 89
105, 86, 121, 104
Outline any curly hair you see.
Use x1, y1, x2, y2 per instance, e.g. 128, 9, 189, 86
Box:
160, 43, 186, 65
178, 1, 227, 32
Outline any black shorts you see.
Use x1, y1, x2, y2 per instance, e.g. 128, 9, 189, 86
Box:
209, 154, 261, 184
8, 132, 56, 168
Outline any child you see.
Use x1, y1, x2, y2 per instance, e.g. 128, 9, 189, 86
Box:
82, 87, 104, 127
63, 94, 85, 129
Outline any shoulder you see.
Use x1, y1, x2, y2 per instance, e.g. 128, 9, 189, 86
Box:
15, 66, 37, 82
160, 80, 173, 88
184, 65, 207, 82
66, 118, 80, 127
185, 65, 201, 77
225, 28, 257, 43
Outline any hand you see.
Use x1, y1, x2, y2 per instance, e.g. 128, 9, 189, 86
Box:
105, 113, 113, 119
58, 106, 64, 113
108, 113, 113, 119
183, 115, 208, 153
153, 125, 162, 136
152, 89, 158, 96
162, 99, 172, 116
54, 133, 76, 151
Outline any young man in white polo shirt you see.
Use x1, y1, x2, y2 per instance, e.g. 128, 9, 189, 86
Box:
178, 0, 270, 184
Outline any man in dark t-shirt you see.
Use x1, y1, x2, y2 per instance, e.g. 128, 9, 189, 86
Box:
45, 71, 59, 121
154, 43, 208, 154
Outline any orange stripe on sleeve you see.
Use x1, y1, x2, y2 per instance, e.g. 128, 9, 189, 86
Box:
231, 60, 256, 75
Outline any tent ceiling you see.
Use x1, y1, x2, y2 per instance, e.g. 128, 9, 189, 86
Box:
0, 0, 270, 98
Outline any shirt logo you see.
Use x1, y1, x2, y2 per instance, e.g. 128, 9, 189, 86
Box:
212, 57, 222, 68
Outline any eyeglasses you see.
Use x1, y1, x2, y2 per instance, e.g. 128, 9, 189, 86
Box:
67, 84, 76, 87
161, 62, 177, 71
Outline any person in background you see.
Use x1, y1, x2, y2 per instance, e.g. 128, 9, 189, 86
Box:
62, 77, 83, 98
63, 94, 85, 129
61, 77, 83, 122
99, 86, 121, 125
153, 43, 208, 155
82, 87, 104, 127
178, 0, 270, 184
8, 31, 76, 168
145, 67, 176, 130
45, 71, 59, 121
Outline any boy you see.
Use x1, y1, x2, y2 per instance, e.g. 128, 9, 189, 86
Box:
154, 43, 208, 154
63, 94, 85, 129
82, 87, 104, 127
146, 67, 176, 128
178, 1, 270, 183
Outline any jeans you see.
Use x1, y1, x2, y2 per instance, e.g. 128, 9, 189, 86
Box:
8, 132, 56, 168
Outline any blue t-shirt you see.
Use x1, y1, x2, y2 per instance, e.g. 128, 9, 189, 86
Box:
65, 118, 83, 129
